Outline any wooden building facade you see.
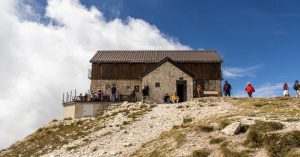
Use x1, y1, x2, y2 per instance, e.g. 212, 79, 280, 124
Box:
89, 50, 223, 102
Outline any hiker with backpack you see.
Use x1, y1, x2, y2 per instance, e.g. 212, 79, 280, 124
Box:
223, 81, 232, 97
245, 82, 255, 98
111, 84, 117, 102
293, 80, 300, 98
283, 83, 290, 97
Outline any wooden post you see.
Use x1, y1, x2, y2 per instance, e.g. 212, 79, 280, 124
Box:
63, 93, 65, 103
66, 92, 69, 103
70, 91, 72, 102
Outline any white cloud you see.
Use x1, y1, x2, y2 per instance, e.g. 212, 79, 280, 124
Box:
0, 0, 189, 149
223, 64, 261, 78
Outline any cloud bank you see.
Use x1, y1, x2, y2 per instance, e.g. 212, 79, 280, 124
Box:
0, 0, 189, 149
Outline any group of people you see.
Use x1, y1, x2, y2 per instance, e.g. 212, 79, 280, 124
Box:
223, 80, 300, 98
163, 93, 180, 103
282, 80, 300, 97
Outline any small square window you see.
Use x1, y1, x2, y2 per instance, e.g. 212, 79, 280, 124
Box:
155, 82, 160, 88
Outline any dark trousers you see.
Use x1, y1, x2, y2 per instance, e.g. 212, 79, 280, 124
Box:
247, 92, 253, 98
224, 91, 231, 97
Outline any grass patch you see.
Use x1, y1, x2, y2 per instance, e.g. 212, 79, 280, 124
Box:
219, 119, 232, 129
220, 142, 251, 157
66, 145, 79, 151
148, 149, 165, 157
263, 131, 300, 157
127, 108, 151, 120
209, 137, 226, 144
250, 121, 284, 132
159, 130, 186, 147
122, 121, 131, 125
244, 121, 284, 147
192, 148, 211, 157
183, 116, 193, 124
2, 114, 112, 157
194, 125, 214, 133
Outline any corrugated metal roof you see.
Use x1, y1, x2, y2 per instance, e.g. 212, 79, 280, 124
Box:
90, 50, 223, 63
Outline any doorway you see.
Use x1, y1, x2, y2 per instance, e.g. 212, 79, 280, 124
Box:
176, 80, 187, 102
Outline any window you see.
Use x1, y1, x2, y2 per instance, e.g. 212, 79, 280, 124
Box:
155, 82, 160, 88
134, 86, 139, 92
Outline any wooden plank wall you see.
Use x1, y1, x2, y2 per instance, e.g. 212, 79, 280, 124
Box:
91, 63, 221, 80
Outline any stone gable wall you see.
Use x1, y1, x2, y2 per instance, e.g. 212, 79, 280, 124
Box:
142, 61, 193, 102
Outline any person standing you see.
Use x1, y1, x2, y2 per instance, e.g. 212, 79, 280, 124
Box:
223, 81, 232, 97
111, 85, 117, 102
245, 82, 255, 98
283, 83, 290, 97
142, 85, 147, 103
293, 80, 300, 98
197, 84, 202, 98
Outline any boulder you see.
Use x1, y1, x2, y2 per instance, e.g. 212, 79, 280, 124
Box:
221, 122, 241, 135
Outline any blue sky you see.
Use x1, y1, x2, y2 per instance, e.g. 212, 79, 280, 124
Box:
80, 0, 299, 96
24, 0, 300, 96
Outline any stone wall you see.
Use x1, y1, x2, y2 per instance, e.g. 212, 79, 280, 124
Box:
204, 80, 222, 94
63, 105, 75, 119
90, 79, 142, 100
142, 61, 193, 103
63, 102, 121, 119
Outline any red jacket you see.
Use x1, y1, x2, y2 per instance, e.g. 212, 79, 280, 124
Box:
245, 84, 255, 93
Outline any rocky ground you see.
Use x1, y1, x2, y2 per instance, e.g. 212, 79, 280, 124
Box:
1, 97, 300, 157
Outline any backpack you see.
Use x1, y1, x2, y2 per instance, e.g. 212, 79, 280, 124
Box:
294, 84, 299, 90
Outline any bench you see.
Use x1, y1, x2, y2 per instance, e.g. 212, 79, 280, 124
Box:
203, 91, 220, 97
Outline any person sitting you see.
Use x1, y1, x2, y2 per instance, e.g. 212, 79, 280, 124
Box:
96, 90, 102, 101
171, 93, 179, 103
163, 93, 170, 103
